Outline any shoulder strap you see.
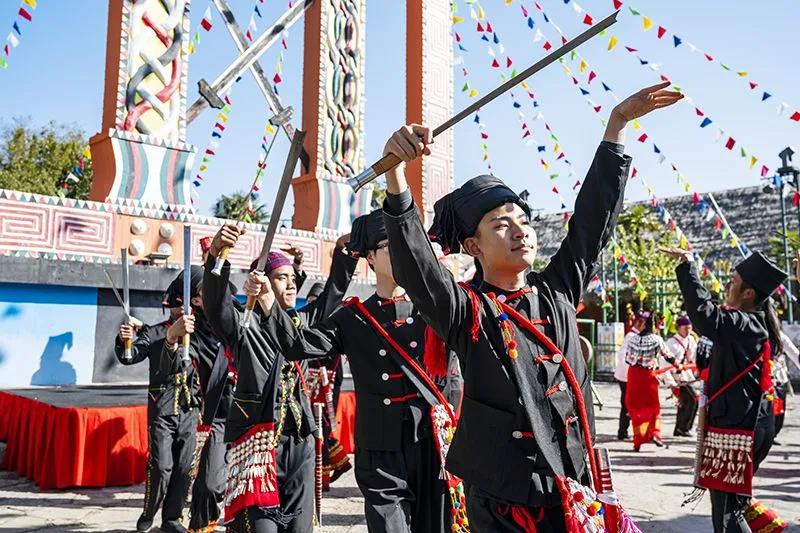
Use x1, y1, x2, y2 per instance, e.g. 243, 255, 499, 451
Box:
346, 298, 456, 424
202, 344, 230, 423
707, 340, 770, 406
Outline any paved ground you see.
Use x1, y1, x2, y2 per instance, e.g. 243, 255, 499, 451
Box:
0, 382, 797, 532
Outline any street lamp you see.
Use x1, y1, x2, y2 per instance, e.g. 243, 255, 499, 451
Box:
777, 147, 798, 322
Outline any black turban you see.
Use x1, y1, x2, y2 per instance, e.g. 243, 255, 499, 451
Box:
735, 251, 787, 302
162, 266, 204, 308
429, 174, 530, 255
345, 209, 387, 258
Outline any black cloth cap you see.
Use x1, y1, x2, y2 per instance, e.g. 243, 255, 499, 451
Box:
734, 251, 787, 300
429, 174, 531, 255
345, 209, 387, 258
163, 266, 204, 308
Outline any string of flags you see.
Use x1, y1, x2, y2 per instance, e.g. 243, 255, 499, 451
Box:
58, 146, 92, 197
605, 0, 800, 124
192, 89, 235, 199
2, 0, 36, 70
520, 0, 756, 256
546, 0, 772, 183
189, 3, 214, 55
587, 274, 613, 309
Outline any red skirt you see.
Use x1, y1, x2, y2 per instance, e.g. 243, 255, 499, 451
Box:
626, 365, 661, 448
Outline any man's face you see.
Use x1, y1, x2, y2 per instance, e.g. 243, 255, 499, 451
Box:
269, 265, 297, 310
725, 271, 754, 309
463, 202, 537, 276
677, 324, 692, 337
366, 240, 395, 281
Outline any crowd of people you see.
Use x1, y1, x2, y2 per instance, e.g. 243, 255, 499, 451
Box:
112, 81, 789, 533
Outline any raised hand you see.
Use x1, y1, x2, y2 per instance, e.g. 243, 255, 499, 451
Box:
659, 246, 693, 263
281, 245, 304, 267
383, 124, 433, 163
243, 270, 270, 299
167, 314, 195, 345
613, 81, 684, 122
335, 232, 351, 250
119, 324, 135, 341
210, 224, 246, 257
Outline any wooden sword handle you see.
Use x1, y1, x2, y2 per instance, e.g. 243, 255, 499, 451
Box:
373, 153, 402, 175
210, 247, 231, 276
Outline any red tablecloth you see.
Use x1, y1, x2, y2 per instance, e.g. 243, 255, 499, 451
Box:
0, 391, 148, 490
333, 391, 356, 454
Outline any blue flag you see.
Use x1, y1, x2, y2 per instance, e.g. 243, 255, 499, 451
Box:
673, 35, 682, 47
699, 117, 712, 128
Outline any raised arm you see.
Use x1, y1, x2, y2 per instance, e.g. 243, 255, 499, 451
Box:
542, 82, 682, 305
304, 235, 359, 325
203, 225, 245, 346
381, 125, 472, 348
114, 323, 153, 365
267, 303, 347, 362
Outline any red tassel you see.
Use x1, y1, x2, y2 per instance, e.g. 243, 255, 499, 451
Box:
423, 326, 447, 381
458, 282, 482, 344
760, 340, 774, 397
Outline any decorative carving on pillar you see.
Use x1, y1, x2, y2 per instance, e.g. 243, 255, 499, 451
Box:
406, 0, 454, 225
89, 0, 196, 208
293, 0, 371, 233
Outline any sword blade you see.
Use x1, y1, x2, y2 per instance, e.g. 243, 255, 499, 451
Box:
183, 224, 192, 316
121, 248, 130, 317
103, 268, 130, 319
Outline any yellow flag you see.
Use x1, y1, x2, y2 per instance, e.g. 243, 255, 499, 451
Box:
749, 155, 757, 168
579, 59, 587, 73
218, 113, 229, 123
483, 154, 489, 161
199, 165, 207, 172
553, 143, 560, 154
188, 42, 196, 55
639, 290, 648, 301
469, 89, 478, 97
608, 35, 618, 51
520, 81, 529, 89
731, 237, 739, 248
23, 0, 36, 8
452, 16, 464, 24
684, 183, 690, 193
265, 125, 276, 135
82, 146, 92, 159
642, 16, 652, 31
562, 64, 571, 75
478, 6, 485, 19
631, 119, 641, 130
505, 0, 513, 5
737, 71, 748, 77
679, 235, 688, 249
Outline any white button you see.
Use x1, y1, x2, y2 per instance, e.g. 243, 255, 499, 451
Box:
409, 341, 418, 348
383, 398, 391, 405
381, 373, 389, 381
379, 349, 387, 356
497, 294, 507, 303
558, 382, 568, 391
512, 431, 523, 439
406, 317, 414, 325
552, 354, 563, 364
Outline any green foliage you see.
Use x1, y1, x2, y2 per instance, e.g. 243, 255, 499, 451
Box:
0, 119, 92, 200
768, 230, 800, 271
212, 192, 268, 223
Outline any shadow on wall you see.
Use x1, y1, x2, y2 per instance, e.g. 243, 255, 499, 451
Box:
30, 332, 77, 386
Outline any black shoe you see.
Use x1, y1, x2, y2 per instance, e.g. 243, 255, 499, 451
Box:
674, 430, 688, 437
136, 515, 153, 533
653, 437, 665, 447
617, 433, 629, 441
161, 520, 188, 533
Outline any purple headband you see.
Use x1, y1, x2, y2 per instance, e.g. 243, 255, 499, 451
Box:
676, 316, 692, 327
250, 252, 293, 274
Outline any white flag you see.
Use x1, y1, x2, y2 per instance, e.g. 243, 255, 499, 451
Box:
7, 33, 19, 48
533, 28, 544, 42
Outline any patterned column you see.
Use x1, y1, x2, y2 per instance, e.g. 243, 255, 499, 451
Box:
292, 0, 372, 233
89, 0, 196, 208
406, 0, 454, 225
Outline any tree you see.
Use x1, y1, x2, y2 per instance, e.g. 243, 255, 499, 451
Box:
212, 192, 268, 223
0, 120, 92, 200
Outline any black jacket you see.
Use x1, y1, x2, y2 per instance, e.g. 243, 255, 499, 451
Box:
383, 142, 630, 507
676, 261, 770, 429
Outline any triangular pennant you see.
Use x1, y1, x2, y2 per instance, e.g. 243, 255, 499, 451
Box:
657, 26, 666, 39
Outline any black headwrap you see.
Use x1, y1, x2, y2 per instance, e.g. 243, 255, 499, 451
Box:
162, 266, 204, 308
429, 174, 531, 255
735, 251, 787, 302
345, 209, 387, 258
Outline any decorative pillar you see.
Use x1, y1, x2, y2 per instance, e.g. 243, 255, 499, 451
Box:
406, 0, 454, 224
292, 0, 371, 233
89, 0, 196, 207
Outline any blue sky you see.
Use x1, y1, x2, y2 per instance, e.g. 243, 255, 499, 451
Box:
0, 0, 798, 221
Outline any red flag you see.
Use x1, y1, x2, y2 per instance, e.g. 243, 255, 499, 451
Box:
281, 38, 287, 49
273, 73, 282, 83
571, 76, 578, 85
749, 81, 758, 90
200, 18, 212, 31
573, 180, 582, 189
481, 132, 489, 139
491, 58, 500, 68
583, 14, 593, 25
557, 152, 566, 160
695, 107, 704, 116
543, 41, 552, 51
704, 53, 714, 62
657, 26, 666, 39
521, 123, 528, 130
506, 57, 513, 68
522, 130, 531, 139
476, 22, 484, 32
561, 36, 567, 45
214, 122, 225, 131
593, 105, 602, 113
632, 168, 638, 177
624, 46, 637, 52
613, 0, 623, 9
588, 71, 597, 83
455, 32, 461, 43
552, 186, 559, 194
3, 45, 8, 56
521, 5, 528, 17
224, 95, 232, 105
725, 137, 735, 150
761, 165, 769, 177
692, 192, 701, 204
714, 217, 722, 230
660, 74, 670, 82
791, 111, 800, 122
486, 22, 494, 33
793, 192, 800, 207
637, 133, 648, 142
18, 7, 32, 21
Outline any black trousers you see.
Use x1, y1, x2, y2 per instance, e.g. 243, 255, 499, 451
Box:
189, 419, 227, 530
617, 380, 630, 438
227, 434, 315, 533
465, 484, 566, 533
774, 383, 789, 438
142, 404, 196, 526
710, 407, 775, 533
674, 384, 699, 434
354, 420, 448, 533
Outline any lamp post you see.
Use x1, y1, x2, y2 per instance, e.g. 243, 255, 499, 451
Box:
778, 147, 799, 322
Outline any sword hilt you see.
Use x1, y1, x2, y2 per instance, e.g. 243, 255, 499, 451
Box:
348, 153, 402, 192
182, 333, 191, 363
123, 339, 133, 362
210, 247, 231, 276
240, 295, 257, 327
